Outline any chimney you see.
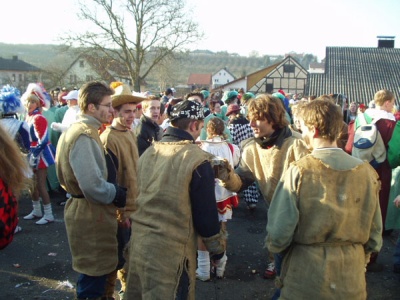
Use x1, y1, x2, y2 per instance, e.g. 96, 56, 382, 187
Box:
12, 55, 18, 61
377, 36, 395, 48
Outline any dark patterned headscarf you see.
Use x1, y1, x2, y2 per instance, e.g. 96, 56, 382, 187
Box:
169, 100, 204, 121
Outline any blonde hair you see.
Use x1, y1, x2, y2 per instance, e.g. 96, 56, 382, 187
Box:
0, 126, 30, 197
25, 93, 42, 111
374, 89, 394, 106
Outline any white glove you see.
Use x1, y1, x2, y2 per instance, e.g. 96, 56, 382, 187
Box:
51, 122, 62, 132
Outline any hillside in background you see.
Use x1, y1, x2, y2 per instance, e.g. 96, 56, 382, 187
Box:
0, 43, 316, 91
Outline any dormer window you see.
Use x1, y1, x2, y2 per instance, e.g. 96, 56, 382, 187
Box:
284, 65, 295, 73
80, 60, 85, 68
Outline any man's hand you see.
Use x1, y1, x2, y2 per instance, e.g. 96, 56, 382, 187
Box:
113, 185, 127, 208
214, 158, 233, 181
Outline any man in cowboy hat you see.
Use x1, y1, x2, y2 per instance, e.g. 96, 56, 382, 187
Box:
56, 81, 127, 300
100, 82, 146, 299
125, 100, 226, 299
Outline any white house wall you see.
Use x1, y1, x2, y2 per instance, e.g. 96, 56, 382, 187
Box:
0, 71, 28, 87
250, 62, 308, 95
212, 68, 235, 88
219, 78, 247, 91
63, 60, 99, 86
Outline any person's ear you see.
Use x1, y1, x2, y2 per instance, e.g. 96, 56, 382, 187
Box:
190, 120, 197, 131
313, 127, 319, 138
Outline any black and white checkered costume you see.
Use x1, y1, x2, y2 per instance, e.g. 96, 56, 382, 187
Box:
228, 116, 260, 206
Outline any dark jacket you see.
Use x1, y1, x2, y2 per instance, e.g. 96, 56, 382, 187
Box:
136, 115, 162, 156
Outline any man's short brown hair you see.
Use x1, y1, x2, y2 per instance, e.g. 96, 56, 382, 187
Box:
247, 94, 288, 129
79, 81, 114, 113
300, 99, 343, 142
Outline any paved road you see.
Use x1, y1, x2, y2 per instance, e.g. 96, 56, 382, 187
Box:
1, 190, 399, 299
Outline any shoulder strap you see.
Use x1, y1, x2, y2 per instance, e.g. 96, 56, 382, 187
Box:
359, 113, 367, 126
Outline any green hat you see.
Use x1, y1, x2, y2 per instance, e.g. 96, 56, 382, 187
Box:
272, 92, 285, 101
227, 90, 238, 100
242, 92, 255, 102
223, 90, 238, 104
200, 90, 210, 100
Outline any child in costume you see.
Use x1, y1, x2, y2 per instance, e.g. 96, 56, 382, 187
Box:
197, 117, 240, 280
22, 83, 56, 225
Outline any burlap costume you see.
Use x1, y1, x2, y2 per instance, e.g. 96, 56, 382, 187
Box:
267, 149, 383, 299
100, 127, 139, 220
126, 141, 218, 300
100, 127, 140, 297
227, 134, 309, 204
56, 116, 118, 276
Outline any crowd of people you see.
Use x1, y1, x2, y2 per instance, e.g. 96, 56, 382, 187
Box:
0, 80, 399, 299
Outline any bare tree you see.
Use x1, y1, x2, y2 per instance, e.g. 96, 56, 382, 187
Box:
152, 51, 189, 93
42, 53, 76, 89
63, 0, 202, 91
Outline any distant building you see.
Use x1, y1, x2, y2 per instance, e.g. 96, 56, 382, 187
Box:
61, 54, 147, 91
0, 56, 41, 90
308, 62, 325, 74
187, 73, 212, 91
216, 55, 308, 97
212, 67, 236, 89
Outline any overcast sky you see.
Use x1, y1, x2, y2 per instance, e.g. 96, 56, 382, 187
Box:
4, 0, 399, 61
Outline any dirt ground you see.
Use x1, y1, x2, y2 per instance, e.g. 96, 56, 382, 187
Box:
1, 190, 400, 300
